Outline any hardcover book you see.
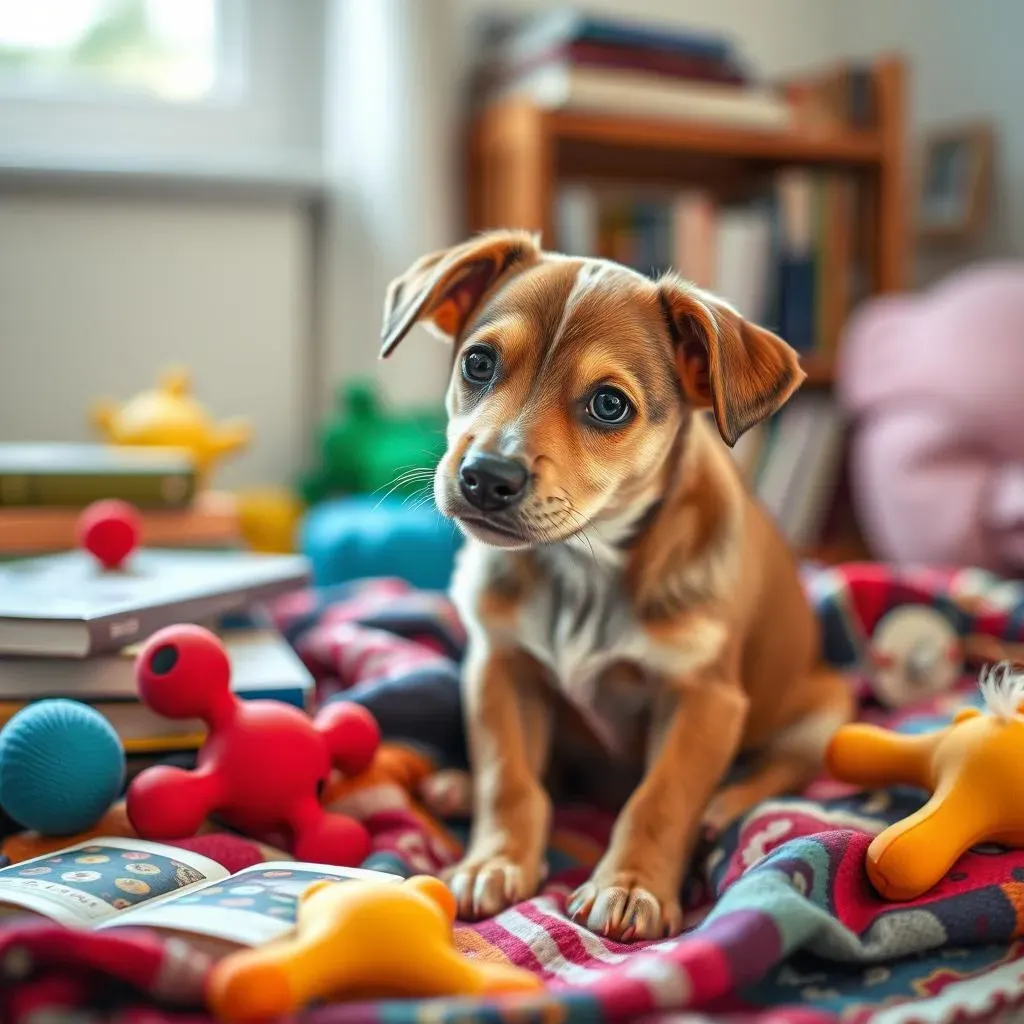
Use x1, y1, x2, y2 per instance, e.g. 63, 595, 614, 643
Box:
0, 443, 197, 509
0, 549, 310, 658
0, 623, 313, 706
0, 490, 240, 554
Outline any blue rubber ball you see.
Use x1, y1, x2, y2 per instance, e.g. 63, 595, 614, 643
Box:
0, 699, 126, 835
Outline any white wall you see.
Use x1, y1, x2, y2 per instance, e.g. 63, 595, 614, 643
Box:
318, 0, 459, 415
828, 0, 1023, 286
0, 191, 311, 489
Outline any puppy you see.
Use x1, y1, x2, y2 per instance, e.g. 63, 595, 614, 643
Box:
379, 230, 853, 942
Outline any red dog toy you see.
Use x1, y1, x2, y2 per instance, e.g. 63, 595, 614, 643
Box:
77, 499, 141, 570
126, 625, 380, 866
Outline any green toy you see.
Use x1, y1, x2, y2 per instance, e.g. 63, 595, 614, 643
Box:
298, 381, 447, 504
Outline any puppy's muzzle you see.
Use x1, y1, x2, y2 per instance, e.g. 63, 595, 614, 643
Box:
459, 453, 529, 512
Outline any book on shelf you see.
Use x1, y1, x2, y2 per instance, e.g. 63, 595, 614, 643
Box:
719, 392, 846, 550
0, 836, 399, 957
0, 489, 241, 555
485, 64, 792, 129
480, 38, 748, 90
0, 443, 197, 509
473, 9, 792, 129
0, 548, 310, 659
481, 8, 738, 69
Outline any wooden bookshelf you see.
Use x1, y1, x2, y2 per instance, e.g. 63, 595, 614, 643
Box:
468, 57, 907, 295
464, 57, 908, 558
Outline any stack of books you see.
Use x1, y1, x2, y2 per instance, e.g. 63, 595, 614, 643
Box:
471, 8, 793, 128
0, 443, 242, 559
0, 546, 313, 757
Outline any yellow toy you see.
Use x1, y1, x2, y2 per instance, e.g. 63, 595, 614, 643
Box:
234, 486, 304, 553
206, 875, 542, 1020
826, 661, 1024, 901
92, 368, 251, 488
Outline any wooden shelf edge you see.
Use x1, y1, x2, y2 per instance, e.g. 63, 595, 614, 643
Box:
540, 108, 885, 166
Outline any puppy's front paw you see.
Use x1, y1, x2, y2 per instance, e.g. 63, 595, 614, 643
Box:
443, 854, 540, 920
567, 872, 683, 942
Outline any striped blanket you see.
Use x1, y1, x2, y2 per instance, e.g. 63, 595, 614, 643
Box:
5, 563, 1024, 1023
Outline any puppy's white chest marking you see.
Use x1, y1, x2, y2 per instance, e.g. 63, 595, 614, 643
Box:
518, 548, 653, 751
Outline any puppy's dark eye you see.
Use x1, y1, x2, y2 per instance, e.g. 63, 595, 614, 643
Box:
587, 387, 633, 426
462, 345, 497, 385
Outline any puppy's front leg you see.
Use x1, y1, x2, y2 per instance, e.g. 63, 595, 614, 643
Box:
445, 644, 552, 920
568, 676, 747, 941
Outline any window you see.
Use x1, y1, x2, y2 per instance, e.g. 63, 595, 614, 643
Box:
0, 0, 323, 176
0, 0, 233, 103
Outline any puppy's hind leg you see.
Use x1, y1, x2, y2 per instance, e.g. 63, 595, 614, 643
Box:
702, 667, 855, 834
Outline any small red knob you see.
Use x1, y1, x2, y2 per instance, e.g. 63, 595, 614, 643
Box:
77, 499, 141, 570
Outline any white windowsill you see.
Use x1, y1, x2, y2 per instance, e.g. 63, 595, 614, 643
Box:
0, 152, 327, 202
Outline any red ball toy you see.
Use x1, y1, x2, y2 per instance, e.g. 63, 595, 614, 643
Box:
126, 624, 380, 866
77, 499, 141, 570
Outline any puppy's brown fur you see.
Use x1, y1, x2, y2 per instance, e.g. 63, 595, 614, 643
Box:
380, 231, 853, 941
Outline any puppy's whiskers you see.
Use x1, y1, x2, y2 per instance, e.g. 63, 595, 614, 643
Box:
404, 485, 438, 513
372, 466, 437, 510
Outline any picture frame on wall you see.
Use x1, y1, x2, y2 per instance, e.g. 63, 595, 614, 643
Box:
917, 123, 993, 242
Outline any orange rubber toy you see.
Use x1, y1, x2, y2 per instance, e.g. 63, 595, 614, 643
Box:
206, 875, 542, 1019
826, 662, 1024, 901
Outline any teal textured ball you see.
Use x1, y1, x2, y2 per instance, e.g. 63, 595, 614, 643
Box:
0, 699, 126, 835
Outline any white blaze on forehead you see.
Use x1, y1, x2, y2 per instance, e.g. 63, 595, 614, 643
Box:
543, 259, 641, 366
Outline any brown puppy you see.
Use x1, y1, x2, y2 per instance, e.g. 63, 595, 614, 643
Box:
379, 230, 853, 942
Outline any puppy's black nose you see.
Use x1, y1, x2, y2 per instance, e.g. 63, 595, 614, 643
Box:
459, 453, 528, 511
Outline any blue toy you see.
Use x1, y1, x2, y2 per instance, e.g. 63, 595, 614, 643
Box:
301, 494, 462, 591
0, 700, 126, 835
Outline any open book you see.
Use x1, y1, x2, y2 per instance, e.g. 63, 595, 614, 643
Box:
0, 837, 400, 956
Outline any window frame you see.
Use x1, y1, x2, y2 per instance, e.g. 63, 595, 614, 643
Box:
0, 0, 325, 177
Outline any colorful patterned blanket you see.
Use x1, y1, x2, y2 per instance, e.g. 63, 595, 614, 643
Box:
5, 563, 1024, 1024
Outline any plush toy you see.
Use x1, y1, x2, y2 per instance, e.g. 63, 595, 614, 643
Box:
126, 625, 380, 866
826, 661, 1024, 900
92, 367, 251, 488
297, 380, 447, 504
206, 874, 542, 1020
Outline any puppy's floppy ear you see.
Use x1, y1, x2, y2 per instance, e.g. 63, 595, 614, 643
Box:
658, 274, 805, 446
380, 229, 541, 358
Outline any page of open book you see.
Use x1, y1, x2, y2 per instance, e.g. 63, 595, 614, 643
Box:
100, 861, 401, 947
0, 837, 228, 928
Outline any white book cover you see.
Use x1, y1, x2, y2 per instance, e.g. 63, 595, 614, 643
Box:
755, 398, 819, 531
714, 206, 774, 322
784, 399, 846, 548
555, 184, 598, 256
